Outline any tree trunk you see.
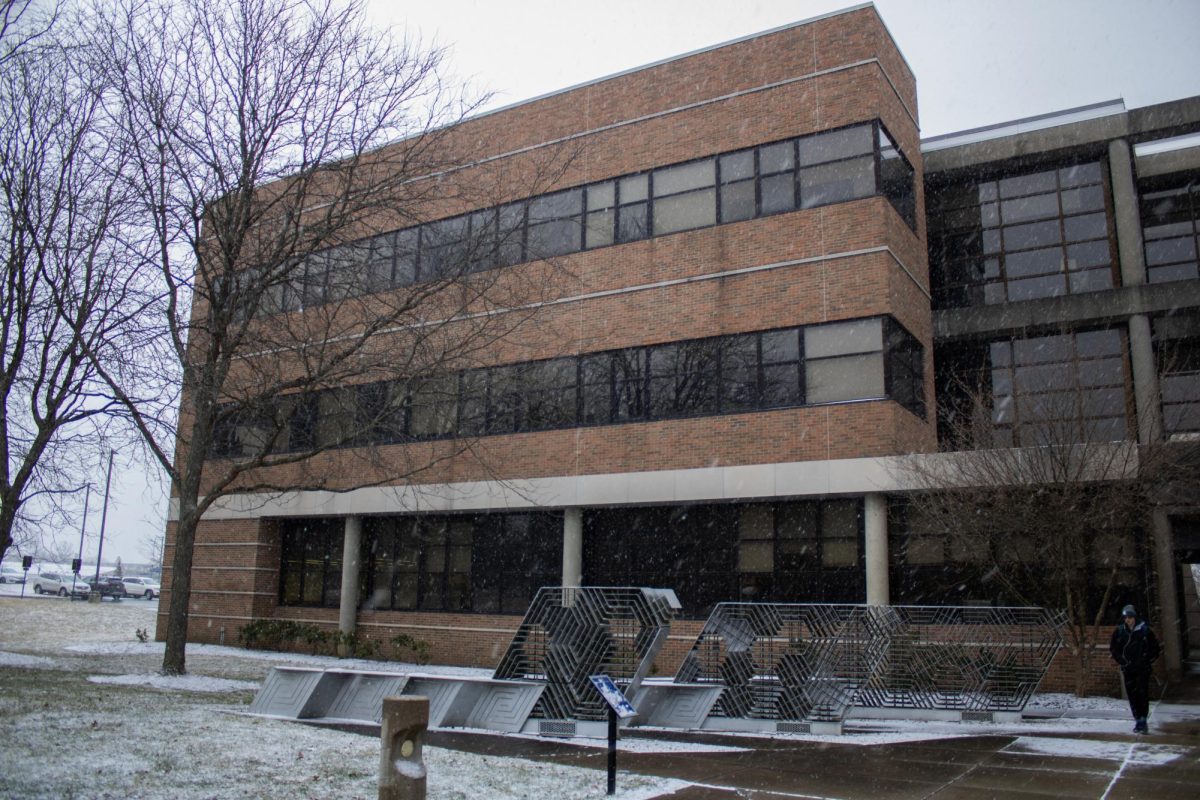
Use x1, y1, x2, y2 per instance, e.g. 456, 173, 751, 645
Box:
1074, 642, 1091, 697
0, 495, 18, 564
161, 500, 198, 675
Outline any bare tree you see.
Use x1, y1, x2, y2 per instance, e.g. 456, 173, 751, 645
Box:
1, 0, 58, 65
899, 374, 1199, 695
140, 527, 165, 566
0, 28, 129, 565
83, 0, 573, 675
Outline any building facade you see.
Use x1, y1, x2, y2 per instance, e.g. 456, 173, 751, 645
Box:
161, 4, 1200, 687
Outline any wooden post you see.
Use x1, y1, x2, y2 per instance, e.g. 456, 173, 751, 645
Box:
379, 696, 428, 800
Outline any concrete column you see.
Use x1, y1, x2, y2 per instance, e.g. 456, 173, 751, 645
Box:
562, 508, 583, 588
864, 494, 889, 606
1111, 139, 1178, 677
1152, 510, 1183, 681
1128, 314, 1165, 445
1107, 138, 1148, 288
1110, 139, 1167, 444
339, 515, 362, 636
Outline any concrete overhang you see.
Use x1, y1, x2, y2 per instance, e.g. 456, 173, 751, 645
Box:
922, 96, 1200, 176
933, 280, 1200, 342
1136, 141, 1200, 178
172, 443, 1145, 522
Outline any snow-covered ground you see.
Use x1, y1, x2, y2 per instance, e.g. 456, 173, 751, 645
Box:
1, 587, 1197, 798
0, 593, 686, 799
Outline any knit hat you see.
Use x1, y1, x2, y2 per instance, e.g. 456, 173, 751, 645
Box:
1121, 605, 1137, 618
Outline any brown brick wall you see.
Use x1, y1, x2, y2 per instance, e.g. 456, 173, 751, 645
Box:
156, 517, 282, 643
229, 397, 929, 493
420, 7, 915, 191
1040, 645, 1167, 698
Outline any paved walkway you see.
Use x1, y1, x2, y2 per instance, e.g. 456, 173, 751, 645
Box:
417, 697, 1200, 800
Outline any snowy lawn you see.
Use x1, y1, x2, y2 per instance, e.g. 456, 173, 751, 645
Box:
0, 596, 684, 799
2, 591, 1197, 798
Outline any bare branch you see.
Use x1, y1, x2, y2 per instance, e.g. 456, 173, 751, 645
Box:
81, 0, 576, 675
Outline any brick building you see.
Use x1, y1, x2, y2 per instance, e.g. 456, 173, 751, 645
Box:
161, 4, 1200, 685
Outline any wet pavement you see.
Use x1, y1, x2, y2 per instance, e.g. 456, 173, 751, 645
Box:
315, 672, 1200, 799
409, 698, 1200, 800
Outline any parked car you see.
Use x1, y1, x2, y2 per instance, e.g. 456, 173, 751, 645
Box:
90, 576, 126, 600
31, 572, 89, 597
0, 563, 26, 584
121, 576, 160, 599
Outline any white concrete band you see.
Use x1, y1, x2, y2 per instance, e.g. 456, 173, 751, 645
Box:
180, 453, 914, 521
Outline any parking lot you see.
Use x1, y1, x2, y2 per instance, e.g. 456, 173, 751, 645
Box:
0, 571, 160, 603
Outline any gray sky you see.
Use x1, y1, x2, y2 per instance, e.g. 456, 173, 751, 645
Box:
71, 0, 1200, 567
376, 0, 1200, 137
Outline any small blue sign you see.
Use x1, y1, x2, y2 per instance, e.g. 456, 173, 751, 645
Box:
589, 674, 638, 719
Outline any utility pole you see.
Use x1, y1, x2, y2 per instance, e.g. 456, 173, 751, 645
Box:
90, 452, 114, 602
71, 484, 91, 595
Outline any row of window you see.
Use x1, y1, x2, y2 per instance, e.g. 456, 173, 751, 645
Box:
1156, 321, 1200, 437
927, 161, 1115, 309
986, 329, 1129, 447
936, 329, 1131, 449
212, 316, 925, 458
1140, 175, 1200, 285
257, 120, 916, 315
934, 320, 1200, 447
279, 514, 562, 615
889, 501, 1151, 615
277, 499, 1156, 619
278, 499, 867, 617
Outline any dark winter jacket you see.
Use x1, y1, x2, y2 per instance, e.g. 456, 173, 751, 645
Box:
1109, 620, 1161, 672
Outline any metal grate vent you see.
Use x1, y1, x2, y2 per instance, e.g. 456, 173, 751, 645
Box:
539, 720, 576, 738
962, 711, 994, 723
776, 721, 811, 734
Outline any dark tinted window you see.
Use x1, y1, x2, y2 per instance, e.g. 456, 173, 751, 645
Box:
928, 160, 1113, 308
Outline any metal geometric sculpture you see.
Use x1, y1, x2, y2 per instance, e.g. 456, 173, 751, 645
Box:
676, 604, 1064, 725
400, 675, 544, 732
248, 666, 543, 732
249, 598, 1063, 738
493, 586, 680, 722
854, 605, 1066, 714
248, 666, 334, 719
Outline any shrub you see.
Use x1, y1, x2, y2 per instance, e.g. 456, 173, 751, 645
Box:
390, 633, 432, 665
301, 625, 332, 655
238, 619, 332, 654
334, 630, 380, 659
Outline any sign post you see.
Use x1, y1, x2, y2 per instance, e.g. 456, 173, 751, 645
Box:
20, 556, 32, 598
589, 674, 638, 796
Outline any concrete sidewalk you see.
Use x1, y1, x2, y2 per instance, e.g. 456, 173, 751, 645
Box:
413, 699, 1200, 800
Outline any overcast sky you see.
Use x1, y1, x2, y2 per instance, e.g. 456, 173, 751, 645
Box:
60, 0, 1200, 567
377, 0, 1200, 137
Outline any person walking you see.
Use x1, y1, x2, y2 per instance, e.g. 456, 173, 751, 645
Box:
1109, 604, 1161, 733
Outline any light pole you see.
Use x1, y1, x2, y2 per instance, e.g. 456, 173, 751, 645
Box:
90, 452, 114, 602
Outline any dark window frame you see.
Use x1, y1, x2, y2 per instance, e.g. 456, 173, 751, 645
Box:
281, 512, 561, 614
210, 316, 926, 459
1140, 173, 1200, 285
927, 158, 1115, 309
278, 519, 344, 608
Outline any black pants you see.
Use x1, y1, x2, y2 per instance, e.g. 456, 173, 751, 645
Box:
1123, 667, 1151, 720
